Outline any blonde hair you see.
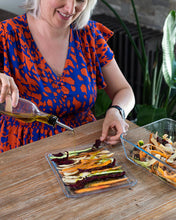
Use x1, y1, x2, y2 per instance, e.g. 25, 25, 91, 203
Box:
22, 0, 40, 17
22, 0, 97, 29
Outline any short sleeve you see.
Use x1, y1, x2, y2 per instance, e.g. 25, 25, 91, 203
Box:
93, 21, 114, 67
84, 21, 114, 89
0, 23, 4, 70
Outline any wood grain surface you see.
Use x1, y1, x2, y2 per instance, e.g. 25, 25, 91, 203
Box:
0, 119, 176, 220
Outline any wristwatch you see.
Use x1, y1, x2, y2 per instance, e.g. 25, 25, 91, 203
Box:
108, 105, 125, 120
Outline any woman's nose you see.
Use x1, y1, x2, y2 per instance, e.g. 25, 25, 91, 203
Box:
64, 0, 75, 15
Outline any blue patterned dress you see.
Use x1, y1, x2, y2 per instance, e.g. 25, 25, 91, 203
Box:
0, 14, 114, 152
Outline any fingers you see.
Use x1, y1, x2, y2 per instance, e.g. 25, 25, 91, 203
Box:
0, 73, 19, 107
121, 121, 129, 133
11, 79, 19, 107
5, 95, 12, 112
100, 121, 109, 142
0, 74, 10, 102
100, 117, 129, 145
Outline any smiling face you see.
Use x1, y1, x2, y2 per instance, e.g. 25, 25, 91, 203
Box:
39, 0, 88, 29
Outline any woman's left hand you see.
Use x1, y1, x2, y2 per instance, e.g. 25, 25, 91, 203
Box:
100, 108, 129, 145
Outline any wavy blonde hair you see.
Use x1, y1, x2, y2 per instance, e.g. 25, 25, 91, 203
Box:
22, 0, 97, 29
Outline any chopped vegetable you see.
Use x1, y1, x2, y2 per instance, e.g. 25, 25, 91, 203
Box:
89, 177, 128, 187
49, 141, 128, 194
131, 132, 176, 186
138, 140, 144, 146
75, 185, 111, 194
68, 170, 125, 190
75, 177, 128, 194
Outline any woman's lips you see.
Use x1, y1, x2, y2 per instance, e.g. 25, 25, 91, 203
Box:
57, 11, 73, 20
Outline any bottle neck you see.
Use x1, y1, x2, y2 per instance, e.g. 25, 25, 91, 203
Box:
47, 115, 57, 126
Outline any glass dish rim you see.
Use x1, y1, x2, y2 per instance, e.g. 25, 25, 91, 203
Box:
45, 142, 138, 198
120, 117, 176, 172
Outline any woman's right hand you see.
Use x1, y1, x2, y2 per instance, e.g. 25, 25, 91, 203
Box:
0, 73, 19, 107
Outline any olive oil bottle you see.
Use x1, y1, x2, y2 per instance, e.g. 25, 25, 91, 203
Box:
0, 97, 74, 131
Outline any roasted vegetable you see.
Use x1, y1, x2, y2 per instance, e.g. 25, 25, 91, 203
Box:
131, 132, 176, 186
68, 170, 125, 190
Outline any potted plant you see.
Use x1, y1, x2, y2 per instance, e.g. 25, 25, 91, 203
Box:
136, 9, 176, 125
94, 0, 176, 125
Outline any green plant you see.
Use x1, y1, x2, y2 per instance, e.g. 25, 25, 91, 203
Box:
95, 0, 176, 125
162, 10, 176, 100
100, 0, 150, 104
136, 10, 176, 125
93, 89, 111, 119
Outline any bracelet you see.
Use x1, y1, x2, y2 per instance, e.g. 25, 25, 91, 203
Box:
108, 105, 125, 120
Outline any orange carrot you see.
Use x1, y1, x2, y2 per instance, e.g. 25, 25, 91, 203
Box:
62, 158, 113, 173
139, 150, 147, 161
150, 150, 169, 159
165, 160, 176, 169
150, 161, 158, 174
89, 177, 128, 187
75, 184, 111, 194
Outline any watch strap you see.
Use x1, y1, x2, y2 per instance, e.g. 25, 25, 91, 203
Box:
108, 105, 125, 119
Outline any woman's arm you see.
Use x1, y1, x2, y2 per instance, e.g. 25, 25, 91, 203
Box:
100, 58, 135, 145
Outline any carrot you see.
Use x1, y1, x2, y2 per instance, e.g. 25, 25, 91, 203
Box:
75, 184, 111, 194
149, 133, 156, 144
62, 158, 113, 173
149, 133, 153, 140
75, 177, 128, 194
154, 145, 171, 155
80, 159, 113, 169
61, 158, 99, 171
150, 150, 169, 159
150, 161, 158, 174
157, 169, 176, 183
89, 177, 128, 187
156, 165, 165, 176
163, 172, 176, 180
139, 150, 147, 161
165, 160, 176, 169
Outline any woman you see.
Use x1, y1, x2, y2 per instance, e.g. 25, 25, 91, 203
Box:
0, 0, 135, 153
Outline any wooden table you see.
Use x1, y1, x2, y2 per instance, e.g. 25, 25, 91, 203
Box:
0, 119, 176, 220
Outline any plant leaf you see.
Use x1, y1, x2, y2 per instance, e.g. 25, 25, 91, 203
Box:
162, 10, 176, 88
93, 89, 111, 118
136, 104, 167, 126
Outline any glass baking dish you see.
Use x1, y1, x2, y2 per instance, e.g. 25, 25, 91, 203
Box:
45, 141, 137, 198
120, 118, 176, 188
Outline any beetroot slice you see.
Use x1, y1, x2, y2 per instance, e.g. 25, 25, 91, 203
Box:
69, 171, 126, 190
